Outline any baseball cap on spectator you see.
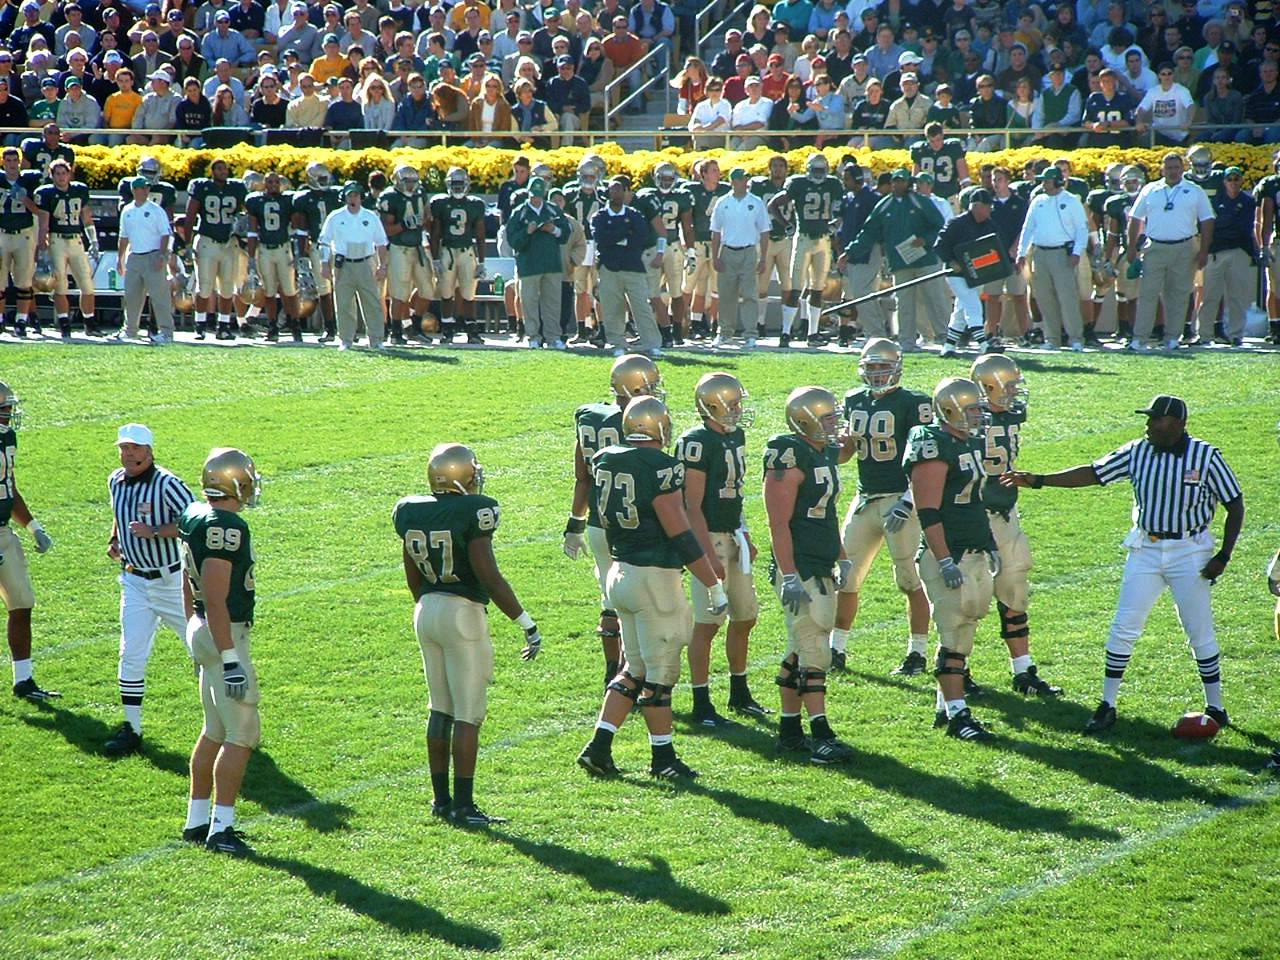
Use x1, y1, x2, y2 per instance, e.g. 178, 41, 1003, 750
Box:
146, 2, 161, 13
852, 52, 867, 64
969, 188, 994, 205
148, 70, 171, 81
506, 10, 520, 20
811, 56, 826, 68
0, 52, 11, 63
1011, 42, 1028, 53
861, 8, 876, 18
545, 8, 562, 18
998, 22, 1014, 33
215, 10, 230, 22
726, 28, 742, 38
20, 1, 39, 13
744, 75, 761, 86
283, 47, 300, 59
478, 30, 492, 40
130, 176, 151, 191
39, 75, 57, 89
891, 168, 912, 181
735, 53, 750, 66
767, 53, 783, 65
770, 21, 789, 33
1218, 40, 1236, 53
1048, 61, 1065, 73
729, 167, 748, 181
1037, 166, 1064, 183
556, 55, 574, 67
1224, 165, 1244, 178
915, 171, 934, 184
898, 50, 921, 65
954, 29, 971, 40
323, 32, 340, 45
166, 8, 182, 20
468, 52, 486, 64
65, 76, 82, 88
517, 31, 533, 41
104, 50, 124, 64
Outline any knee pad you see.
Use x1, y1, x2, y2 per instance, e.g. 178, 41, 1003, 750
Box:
607, 670, 643, 700
15, 287, 32, 300
796, 669, 827, 696
426, 710, 454, 740
934, 646, 967, 677
597, 609, 621, 640
997, 600, 1029, 639
636, 682, 673, 708
775, 653, 799, 689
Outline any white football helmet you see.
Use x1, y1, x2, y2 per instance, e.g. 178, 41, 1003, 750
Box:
446, 166, 469, 197
306, 162, 332, 189
806, 153, 829, 183
395, 164, 420, 194
654, 162, 678, 193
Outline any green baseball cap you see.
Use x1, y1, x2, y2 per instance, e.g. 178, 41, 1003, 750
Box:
915, 171, 934, 184
729, 167, 747, 180
1038, 166, 1064, 183
891, 168, 912, 181
1224, 165, 1244, 177
529, 176, 548, 197
130, 176, 151, 190
340, 180, 362, 196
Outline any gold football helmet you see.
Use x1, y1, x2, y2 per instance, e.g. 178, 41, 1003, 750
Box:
786, 386, 841, 446
0, 380, 22, 430
610, 354, 664, 403
202, 448, 261, 506
239, 262, 265, 307
1187, 144, 1212, 178
933, 378, 989, 437
306, 162, 332, 189
858, 337, 903, 395
32, 251, 54, 293
695, 372, 754, 429
171, 271, 195, 313
242, 170, 266, 193
622, 396, 672, 446
970, 354, 1026, 414
428, 442, 484, 495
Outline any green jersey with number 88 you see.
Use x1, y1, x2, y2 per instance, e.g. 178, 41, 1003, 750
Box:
393, 493, 501, 605
763, 434, 841, 579
903, 424, 993, 559
592, 444, 686, 568
843, 386, 933, 496
676, 425, 747, 533
180, 503, 256, 623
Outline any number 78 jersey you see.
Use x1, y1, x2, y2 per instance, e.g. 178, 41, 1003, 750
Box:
393, 493, 502, 605
903, 424, 993, 556
843, 386, 933, 496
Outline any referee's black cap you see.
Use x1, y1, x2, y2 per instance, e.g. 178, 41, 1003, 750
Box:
1136, 395, 1187, 420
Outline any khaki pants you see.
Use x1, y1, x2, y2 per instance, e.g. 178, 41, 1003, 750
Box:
843, 250, 890, 336
789, 234, 831, 292
690, 532, 758, 625
439, 246, 478, 301
716, 244, 757, 338
918, 550, 994, 656
1030, 246, 1083, 344
309, 245, 332, 296
520, 270, 563, 342
643, 245, 684, 302
989, 507, 1033, 611
256, 244, 297, 297
682, 240, 718, 300
0, 524, 35, 611
194, 235, 238, 299
756, 236, 791, 297
414, 592, 494, 726
1134, 238, 1196, 342
598, 266, 658, 351
587, 524, 611, 600
49, 234, 94, 295
1197, 248, 1252, 339
891, 263, 946, 344
777, 574, 836, 671
0, 227, 35, 288
335, 256, 384, 347
840, 494, 923, 595
123, 250, 174, 336
388, 244, 437, 302
605, 563, 691, 687
188, 618, 260, 748
572, 262, 597, 295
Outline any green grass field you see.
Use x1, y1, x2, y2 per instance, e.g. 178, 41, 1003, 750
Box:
1, 343, 1277, 960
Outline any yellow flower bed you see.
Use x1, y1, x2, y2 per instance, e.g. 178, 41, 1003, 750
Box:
71, 141, 1278, 192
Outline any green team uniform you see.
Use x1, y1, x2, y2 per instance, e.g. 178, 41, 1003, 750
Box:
842, 386, 934, 496
377, 187, 428, 247
979, 407, 1024, 516
574, 402, 622, 528
635, 186, 691, 244
910, 138, 967, 199
0, 426, 16, 526
1189, 170, 1225, 203
1086, 186, 1115, 226
591, 444, 686, 568
0, 170, 40, 231
563, 184, 603, 239
1257, 174, 1280, 243
903, 424, 994, 560
782, 174, 843, 236
675, 425, 747, 532
179, 503, 256, 623
392, 493, 501, 605
1011, 179, 1035, 200
117, 177, 177, 214
429, 193, 486, 249
189, 178, 248, 242
1031, 176, 1089, 205
684, 181, 730, 242
291, 186, 341, 241
749, 175, 795, 243
19, 138, 73, 178
631, 188, 662, 248
34, 181, 91, 236
762, 434, 841, 580
244, 192, 294, 245
1103, 192, 1137, 252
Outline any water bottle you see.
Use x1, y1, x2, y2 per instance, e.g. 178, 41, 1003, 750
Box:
493, 272, 505, 295
108, 268, 118, 290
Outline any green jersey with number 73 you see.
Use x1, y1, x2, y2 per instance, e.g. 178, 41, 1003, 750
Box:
591, 444, 686, 569
393, 494, 502, 605
843, 386, 934, 497
903, 424, 994, 559
179, 503, 256, 622
762, 434, 841, 579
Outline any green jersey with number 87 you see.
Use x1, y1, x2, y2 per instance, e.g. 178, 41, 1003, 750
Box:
676, 425, 747, 533
843, 386, 933, 496
575, 402, 622, 529
179, 503, 256, 623
763, 434, 841, 579
978, 407, 1025, 514
393, 493, 501, 605
592, 444, 686, 568
429, 193, 486, 249
903, 424, 993, 559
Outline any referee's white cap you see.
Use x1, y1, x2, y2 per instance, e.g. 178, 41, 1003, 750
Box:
116, 423, 154, 447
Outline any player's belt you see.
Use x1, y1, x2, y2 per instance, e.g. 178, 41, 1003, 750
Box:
261, 241, 290, 249
0, 226, 30, 235
124, 561, 182, 579
337, 255, 371, 263
50, 233, 83, 240
1035, 244, 1071, 251
724, 244, 753, 250
800, 232, 829, 240
1149, 237, 1194, 244
1144, 525, 1207, 541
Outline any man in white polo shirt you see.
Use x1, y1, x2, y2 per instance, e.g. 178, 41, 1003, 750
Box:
730, 76, 771, 149
117, 176, 177, 344
709, 167, 770, 349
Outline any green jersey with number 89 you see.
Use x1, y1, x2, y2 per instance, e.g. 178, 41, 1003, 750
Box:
676, 425, 747, 533
393, 493, 501, 605
903, 424, 993, 559
0, 426, 17, 526
575, 402, 622, 529
429, 194, 486, 250
843, 386, 934, 496
763, 434, 841, 579
978, 407, 1025, 514
180, 503, 256, 623
592, 444, 686, 568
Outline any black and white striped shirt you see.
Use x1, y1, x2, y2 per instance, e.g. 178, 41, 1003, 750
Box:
1092, 435, 1241, 535
108, 465, 196, 571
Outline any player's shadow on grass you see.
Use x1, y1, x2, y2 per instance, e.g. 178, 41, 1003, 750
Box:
254, 854, 501, 950
1003, 358, 1115, 375
371, 348, 461, 363
488, 832, 731, 916
19, 705, 352, 833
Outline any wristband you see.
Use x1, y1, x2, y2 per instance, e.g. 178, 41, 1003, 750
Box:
917, 507, 943, 529
564, 515, 587, 535
26, 518, 44, 534
515, 611, 536, 630
221, 648, 239, 666
672, 529, 704, 564
1030, 474, 1045, 489
656, 238, 667, 253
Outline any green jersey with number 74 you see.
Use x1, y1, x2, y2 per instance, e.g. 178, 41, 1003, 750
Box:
393, 494, 502, 605
762, 434, 841, 579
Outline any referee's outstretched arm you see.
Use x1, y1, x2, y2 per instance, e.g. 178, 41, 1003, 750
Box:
1001, 465, 1101, 489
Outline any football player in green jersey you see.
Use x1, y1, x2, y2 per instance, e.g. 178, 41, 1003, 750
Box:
429, 167, 488, 345
394, 443, 542, 827
378, 164, 434, 346
245, 172, 302, 343
35, 159, 98, 341
910, 122, 971, 204
0, 147, 43, 338
677, 373, 768, 727
1101, 165, 1144, 341
765, 387, 855, 765
0, 382, 58, 703
904, 378, 997, 741
578, 397, 728, 780
682, 157, 730, 341
563, 157, 605, 344
635, 162, 694, 347
185, 159, 248, 340
768, 154, 843, 347
749, 155, 795, 341
117, 156, 177, 219
179, 448, 262, 856
970, 355, 1062, 699
833, 339, 934, 676
291, 162, 340, 342
565, 354, 664, 688
1254, 150, 1280, 343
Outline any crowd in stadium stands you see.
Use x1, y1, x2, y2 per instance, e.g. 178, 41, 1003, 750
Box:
1, 0, 1278, 147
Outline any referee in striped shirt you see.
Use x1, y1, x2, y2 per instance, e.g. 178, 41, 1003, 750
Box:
104, 424, 195, 756
1003, 395, 1244, 735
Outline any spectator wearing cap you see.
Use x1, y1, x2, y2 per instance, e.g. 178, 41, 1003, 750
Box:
203, 58, 247, 109
159, 9, 201, 57
545, 54, 591, 144
885, 71, 930, 141
9, 3, 54, 63
229, 0, 266, 41
628, 0, 675, 75
758, 52, 789, 99
579, 37, 614, 111
168, 35, 208, 86
730, 74, 771, 147
1192, 165, 1252, 345
277, 4, 321, 63
458, 51, 492, 100
286, 71, 329, 126
507, 175, 571, 349
493, 12, 525, 62
309, 32, 348, 84
1030, 62, 1084, 149
721, 53, 753, 104
128, 3, 166, 46
203, 10, 256, 67
56, 75, 101, 142
881, 47, 921, 102
0, 78, 27, 143
688, 75, 731, 149
602, 16, 646, 109
1240, 59, 1280, 143
99, 68, 142, 144
836, 51, 871, 103
769, 21, 798, 70
864, 23, 902, 79
54, 5, 96, 59
28, 76, 61, 125
711, 28, 745, 78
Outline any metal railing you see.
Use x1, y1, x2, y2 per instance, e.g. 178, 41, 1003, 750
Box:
601, 42, 672, 133
696, 0, 751, 58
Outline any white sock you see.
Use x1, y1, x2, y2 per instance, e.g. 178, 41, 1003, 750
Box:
210, 803, 236, 836
82, 313, 95, 324
649, 733, 673, 746
595, 720, 618, 734
831, 628, 849, 653
935, 688, 946, 711
217, 312, 230, 326
945, 698, 967, 718
1011, 654, 1033, 675
1102, 675, 1123, 705
185, 797, 211, 830
756, 299, 768, 329
243, 305, 261, 320
691, 311, 704, 328
909, 634, 928, 656
781, 304, 797, 334
12, 658, 32, 683
442, 315, 455, 327
1203, 681, 1223, 710
806, 302, 820, 335
124, 704, 143, 733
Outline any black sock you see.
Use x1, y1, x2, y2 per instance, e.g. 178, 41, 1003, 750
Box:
810, 714, 834, 741
779, 714, 803, 738
692, 684, 711, 710
430, 771, 450, 806
650, 741, 676, 766
604, 659, 619, 682
453, 776, 474, 809
729, 674, 749, 701
590, 726, 615, 751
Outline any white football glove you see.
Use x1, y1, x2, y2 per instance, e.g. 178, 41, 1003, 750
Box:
222, 659, 248, 700
779, 573, 810, 614
707, 581, 728, 616
563, 531, 586, 559
833, 559, 853, 590
988, 549, 1002, 578
28, 520, 53, 553
1268, 553, 1280, 597
938, 556, 964, 589
521, 623, 542, 660
883, 497, 912, 533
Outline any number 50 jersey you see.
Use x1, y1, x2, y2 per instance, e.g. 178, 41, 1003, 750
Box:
393, 493, 502, 605
843, 386, 934, 497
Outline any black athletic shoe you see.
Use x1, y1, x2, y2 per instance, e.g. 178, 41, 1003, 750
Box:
727, 696, 772, 718
104, 721, 142, 756
933, 708, 948, 729
182, 824, 209, 844
449, 804, 507, 827
1205, 705, 1230, 728
60, 321, 72, 341
467, 331, 484, 345
12, 677, 61, 702
12, 321, 25, 338
776, 732, 810, 754
194, 325, 207, 341
291, 325, 303, 343
265, 325, 280, 342
1012, 666, 1063, 698
205, 827, 254, 856
778, 333, 791, 348
692, 704, 731, 728
650, 756, 699, 779
810, 736, 855, 765
577, 743, 620, 778
807, 332, 829, 347
837, 329, 852, 348
1084, 700, 1117, 735
1263, 749, 1280, 774
892, 651, 928, 676
589, 330, 606, 349
963, 669, 985, 697
431, 799, 450, 819
830, 649, 847, 673
756, 322, 766, 340
946, 708, 994, 741
319, 331, 335, 343
661, 328, 674, 348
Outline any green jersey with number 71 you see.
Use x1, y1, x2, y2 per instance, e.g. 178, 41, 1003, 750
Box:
393, 494, 502, 605
903, 424, 994, 559
762, 434, 841, 579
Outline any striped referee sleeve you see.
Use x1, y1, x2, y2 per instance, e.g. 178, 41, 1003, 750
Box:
1091, 441, 1135, 486
1203, 446, 1242, 504
163, 473, 196, 517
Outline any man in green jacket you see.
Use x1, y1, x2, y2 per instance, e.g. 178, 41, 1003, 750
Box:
838, 169, 946, 350
507, 177, 571, 349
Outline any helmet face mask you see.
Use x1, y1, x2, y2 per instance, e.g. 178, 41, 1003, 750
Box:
0, 381, 22, 430
307, 163, 332, 189
138, 156, 161, 183
858, 337, 903, 395
395, 165, 420, 195
1122, 165, 1144, 196
576, 159, 598, 189
1104, 162, 1122, 191
654, 162, 678, 193
446, 166, 469, 197
1188, 146, 1212, 178
807, 153, 829, 183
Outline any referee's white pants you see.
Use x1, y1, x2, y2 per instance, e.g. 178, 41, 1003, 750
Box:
119, 568, 189, 683
1105, 529, 1218, 660
946, 276, 984, 332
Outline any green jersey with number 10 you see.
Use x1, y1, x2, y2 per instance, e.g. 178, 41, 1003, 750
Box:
675, 425, 747, 533
393, 493, 501, 605
903, 424, 994, 559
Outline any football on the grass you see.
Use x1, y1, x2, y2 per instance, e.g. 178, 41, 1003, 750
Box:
1172, 712, 1220, 739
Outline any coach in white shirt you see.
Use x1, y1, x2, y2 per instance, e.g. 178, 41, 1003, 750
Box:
319, 181, 390, 350
1125, 152, 1214, 352
1016, 166, 1089, 349
731, 76, 772, 149
688, 77, 732, 150
1135, 65, 1195, 145
709, 167, 770, 346
117, 177, 177, 343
